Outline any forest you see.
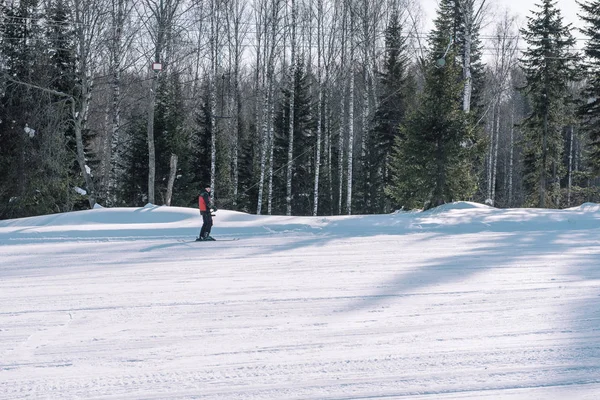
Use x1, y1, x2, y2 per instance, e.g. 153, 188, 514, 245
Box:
0, 0, 598, 219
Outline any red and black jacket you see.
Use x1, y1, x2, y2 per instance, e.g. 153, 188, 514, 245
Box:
199, 190, 211, 213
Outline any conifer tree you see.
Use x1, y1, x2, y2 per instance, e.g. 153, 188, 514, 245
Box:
45, 0, 87, 209
386, 0, 483, 212
0, 0, 60, 217
577, 0, 600, 173
118, 116, 148, 206
368, 11, 413, 213
429, 0, 486, 117
520, 0, 579, 207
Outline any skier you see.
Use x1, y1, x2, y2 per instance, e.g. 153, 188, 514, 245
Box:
197, 186, 216, 241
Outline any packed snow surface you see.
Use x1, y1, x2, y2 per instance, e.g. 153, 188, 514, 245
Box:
1, 202, 599, 399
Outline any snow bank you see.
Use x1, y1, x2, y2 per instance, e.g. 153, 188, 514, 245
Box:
1, 202, 599, 244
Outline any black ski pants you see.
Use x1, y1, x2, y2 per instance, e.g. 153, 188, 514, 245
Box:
199, 211, 213, 238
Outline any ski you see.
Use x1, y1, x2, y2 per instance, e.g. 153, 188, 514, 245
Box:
179, 238, 239, 243
195, 238, 239, 242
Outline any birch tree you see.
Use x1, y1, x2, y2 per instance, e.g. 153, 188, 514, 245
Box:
485, 11, 518, 205
104, 0, 135, 205
346, 8, 355, 215
286, 0, 297, 216
224, 0, 248, 208
69, 0, 108, 208
256, 0, 283, 215
312, 0, 325, 216
457, 0, 487, 113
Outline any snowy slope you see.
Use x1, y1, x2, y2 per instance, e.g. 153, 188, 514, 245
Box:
1, 203, 599, 399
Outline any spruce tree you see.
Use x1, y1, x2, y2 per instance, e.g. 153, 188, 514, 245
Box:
0, 0, 59, 218
118, 115, 149, 206
387, 47, 478, 210
368, 11, 413, 213
577, 0, 600, 173
429, 0, 486, 117
520, 0, 580, 207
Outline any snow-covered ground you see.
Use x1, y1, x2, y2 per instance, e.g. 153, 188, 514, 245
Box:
1, 202, 599, 399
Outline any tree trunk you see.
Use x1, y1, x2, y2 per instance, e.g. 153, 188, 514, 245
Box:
313, 0, 324, 217
346, 59, 355, 215
147, 70, 158, 205
257, 0, 280, 215
73, 0, 99, 209
491, 101, 500, 204
540, 104, 548, 208
165, 153, 178, 206
508, 102, 515, 206
462, 29, 473, 113
286, 0, 296, 216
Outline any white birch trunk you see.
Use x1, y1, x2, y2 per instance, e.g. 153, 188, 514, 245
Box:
458, 0, 488, 114
267, 99, 275, 215
165, 153, 178, 206
508, 101, 515, 206
73, 0, 103, 208
567, 125, 573, 206
257, 0, 280, 215
286, 0, 297, 216
147, 69, 158, 205
209, 0, 219, 199
338, 101, 344, 215
257, 86, 270, 215
108, 0, 126, 206
361, 64, 369, 210
462, 29, 473, 113
491, 102, 500, 203
225, 0, 245, 208
313, 0, 324, 217
346, 47, 355, 215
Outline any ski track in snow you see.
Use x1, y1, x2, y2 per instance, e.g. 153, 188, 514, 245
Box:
1, 205, 600, 399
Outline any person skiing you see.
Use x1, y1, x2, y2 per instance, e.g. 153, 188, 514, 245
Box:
197, 186, 216, 241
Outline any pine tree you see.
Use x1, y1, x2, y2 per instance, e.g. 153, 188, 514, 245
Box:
577, 0, 600, 173
429, 0, 486, 117
520, 0, 580, 207
117, 115, 149, 206
386, 47, 478, 210
386, 1, 482, 210
368, 11, 413, 213
0, 0, 64, 218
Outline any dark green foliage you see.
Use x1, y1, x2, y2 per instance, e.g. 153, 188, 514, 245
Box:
273, 60, 314, 215
46, 0, 76, 96
190, 85, 212, 202
235, 121, 259, 213
154, 72, 188, 205
429, 0, 486, 116
117, 115, 149, 206
385, 1, 484, 210
386, 48, 479, 210
367, 11, 414, 213
0, 0, 80, 218
520, 0, 580, 207
577, 0, 600, 173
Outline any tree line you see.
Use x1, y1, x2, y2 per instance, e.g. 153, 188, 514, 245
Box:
0, 0, 598, 219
